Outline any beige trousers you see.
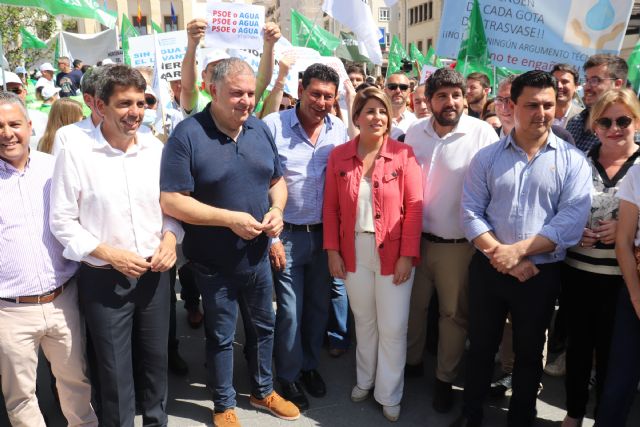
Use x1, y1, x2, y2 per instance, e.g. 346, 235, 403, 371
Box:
0, 281, 97, 427
406, 239, 476, 383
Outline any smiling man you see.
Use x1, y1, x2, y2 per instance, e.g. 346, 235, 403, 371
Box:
551, 63, 583, 128
50, 65, 182, 426
160, 58, 296, 427
403, 68, 498, 414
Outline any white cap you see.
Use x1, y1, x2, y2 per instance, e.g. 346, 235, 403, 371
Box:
0, 71, 23, 86
39, 62, 55, 72
202, 49, 230, 71
41, 85, 61, 100
144, 86, 156, 98
102, 58, 115, 65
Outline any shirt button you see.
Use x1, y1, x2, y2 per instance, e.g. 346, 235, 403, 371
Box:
379, 243, 384, 249
374, 181, 379, 188
376, 155, 381, 159
375, 213, 381, 219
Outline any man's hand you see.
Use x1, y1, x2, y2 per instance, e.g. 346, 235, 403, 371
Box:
269, 240, 287, 271
263, 22, 281, 47
328, 250, 346, 279
278, 51, 296, 77
186, 18, 207, 47
262, 208, 284, 238
108, 248, 151, 278
150, 232, 177, 273
392, 256, 413, 285
508, 258, 540, 282
486, 243, 524, 273
593, 219, 617, 245
229, 211, 263, 240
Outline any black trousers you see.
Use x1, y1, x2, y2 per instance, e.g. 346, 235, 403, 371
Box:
462, 253, 561, 427
77, 264, 169, 427
563, 265, 622, 419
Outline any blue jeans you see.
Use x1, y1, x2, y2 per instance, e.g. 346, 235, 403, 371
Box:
596, 288, 640, 426
192, 257, 275, 411
274, 229, 331, 383
327, 277, 351, 350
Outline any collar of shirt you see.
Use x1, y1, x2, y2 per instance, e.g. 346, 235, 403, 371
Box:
503, 128, 559, 153
423, 113, 472, 140
392, 110, 415, 126
288, 107, 335, 139
92, 124, 156, 155
338, 135, 393, 160
0, 150, 32, 175
198, 102, 255, 143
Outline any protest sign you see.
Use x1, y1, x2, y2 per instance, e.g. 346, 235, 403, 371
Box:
437, 0, 634, 72
128, 31, 188, 81
107, 49, 124, 64
419, 65, 439, 85
205, 2, 265, 52
58, 28, 118, 66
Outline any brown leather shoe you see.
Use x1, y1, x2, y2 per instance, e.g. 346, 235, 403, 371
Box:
250, 391, 300, 421
187, 308, 204, 329
213, 408, 240, 427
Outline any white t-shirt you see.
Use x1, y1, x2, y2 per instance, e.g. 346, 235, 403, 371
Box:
616, 163, 640, 246
390, 110, 417, 140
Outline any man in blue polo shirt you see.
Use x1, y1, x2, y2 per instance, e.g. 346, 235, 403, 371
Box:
263, 64, 348, 410
159, 58, 297, 427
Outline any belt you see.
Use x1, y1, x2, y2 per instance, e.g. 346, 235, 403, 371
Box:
1, 280, 68, 304
283, 222, 323, 232
422, 233, 467, 244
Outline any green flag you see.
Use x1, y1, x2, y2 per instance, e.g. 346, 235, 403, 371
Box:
335, 31, 371, 65
20, 27, 47, 50
627, 38, 640, 93
290, 9, 340, 56
455, 0, 493, 84
425, 46, 443, 68
409, 43, 425, 68
121, 14, 139, 66
386, 35, 408, 77
152, 20, 163, 34
0, 0, 117, 28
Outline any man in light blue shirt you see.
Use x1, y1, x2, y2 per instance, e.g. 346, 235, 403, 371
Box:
263, 64, 348, 410
451, 71, 592, 427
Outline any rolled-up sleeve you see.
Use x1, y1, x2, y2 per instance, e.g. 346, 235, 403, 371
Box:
539, 151, 592, 259
49, 148, 101, 261
162, 214, 184, 244
461, 149, 493, 241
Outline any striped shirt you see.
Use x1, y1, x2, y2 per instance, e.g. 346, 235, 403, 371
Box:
263, 107, 348, 225
565, 146, 640, 275
0, 151, 77, 298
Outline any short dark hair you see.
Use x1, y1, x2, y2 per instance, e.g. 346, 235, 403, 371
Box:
346, 64, 365, 78
467, 72, 490, 89
73, 59, 83, 69
584, 54, 628, 81
355, 82, 377, 93
426, 68, 466, 98
510, 70, 557, 103
550, 63, 579, 85
96, 65, 146, 103
302, 63, 339, 90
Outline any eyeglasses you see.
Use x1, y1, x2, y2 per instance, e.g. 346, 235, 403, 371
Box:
594, 116, 633, 130
279, 104, 294, 111
145, 96, 157, 106
583, 76, 616, 86
386, 83, 409, 91
494, 96, 510, 106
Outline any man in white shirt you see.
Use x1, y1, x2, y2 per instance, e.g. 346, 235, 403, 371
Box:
404, 68, 499, 413
50, 65, 182, 426
384, 72, 417, 139
35, 62, 56, 90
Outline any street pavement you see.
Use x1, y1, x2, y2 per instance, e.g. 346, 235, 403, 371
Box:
2, 290, 639, 427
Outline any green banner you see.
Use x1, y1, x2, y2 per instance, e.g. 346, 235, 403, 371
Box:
0, 0, 117, 28
335, 31, 371, 65
386, 35, 408, 77
290, 9, 340, 56
628, 38, 640, 94
409, 43, 425, 68
455, 0, 492, 84
121, 14, 139, 66
425, 46, 443, 68
20, 27, 47, 50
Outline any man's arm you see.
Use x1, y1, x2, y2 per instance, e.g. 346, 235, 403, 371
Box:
255, 23, 281, 102
180, 18, 207, 113
261, 176, 287, 238
258, 51, 294, 119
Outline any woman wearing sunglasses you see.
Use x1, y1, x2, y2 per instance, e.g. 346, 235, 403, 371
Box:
595, 91, 640, 426
323, 87, 422, 422
560, 88, 640, 427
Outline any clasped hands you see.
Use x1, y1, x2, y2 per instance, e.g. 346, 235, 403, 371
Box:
229, 210, 283, 241
484, 243, 539, 283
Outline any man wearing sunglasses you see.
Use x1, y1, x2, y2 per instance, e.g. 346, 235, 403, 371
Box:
384, 72, 416, 139
566, 54, 627, 153
1, 71, 48, 150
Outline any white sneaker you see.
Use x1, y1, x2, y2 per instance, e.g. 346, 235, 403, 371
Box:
383, 404, 401, 422
544, 351, 566, 377
350, 385, 370, 402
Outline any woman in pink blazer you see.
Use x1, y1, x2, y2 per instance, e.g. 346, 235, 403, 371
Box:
323, 87, 423, 422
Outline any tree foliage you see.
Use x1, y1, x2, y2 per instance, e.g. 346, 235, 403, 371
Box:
1, 5, 57, 70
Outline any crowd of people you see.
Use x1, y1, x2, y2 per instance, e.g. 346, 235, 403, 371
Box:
1, 17, 640, 427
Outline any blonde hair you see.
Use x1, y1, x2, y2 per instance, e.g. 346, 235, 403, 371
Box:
589, 88, 640, 131
351, 87, 393, 136
38, 98, 84, 154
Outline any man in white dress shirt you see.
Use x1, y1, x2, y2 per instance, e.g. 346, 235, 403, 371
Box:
384, 72, 417, 139
404, 68, 499, 413
50, 65, 182, 426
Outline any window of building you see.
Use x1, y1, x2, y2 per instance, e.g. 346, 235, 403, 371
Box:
379, 7, 390, 22
427, 38, 433, 49
164, 16, 178, 32
385, 33, 390, 48
410, 8, 414, 25
417, 40, 423, 53
419, 5, 423, 22
133, 16, 148, 35
428, 1, 433, 20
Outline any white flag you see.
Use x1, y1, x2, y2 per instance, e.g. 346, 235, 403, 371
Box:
322, 0, 383, 65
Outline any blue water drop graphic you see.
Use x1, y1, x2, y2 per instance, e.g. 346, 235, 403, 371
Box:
585, 0, 615, 31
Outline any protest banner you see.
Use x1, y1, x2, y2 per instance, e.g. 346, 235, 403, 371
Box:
58, 28, 118, 66
128, 30, 188, 81
437, 0, 634, 72
205, 2, 265, 52
107, 49, 124, 64
419, 65, 439, 85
